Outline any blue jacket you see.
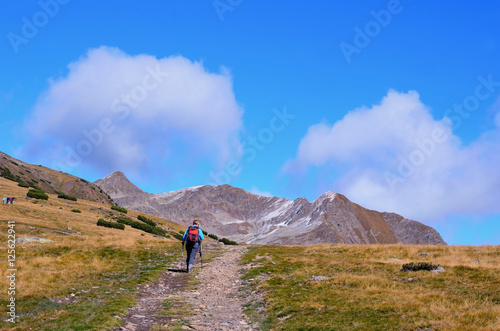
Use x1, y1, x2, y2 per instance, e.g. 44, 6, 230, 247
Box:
182, 225, 204, 243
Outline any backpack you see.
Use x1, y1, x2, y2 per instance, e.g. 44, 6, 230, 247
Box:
186, 226, 200, 244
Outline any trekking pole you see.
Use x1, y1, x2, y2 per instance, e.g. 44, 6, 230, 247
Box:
199, 244, 203, 271
181, 241, 185, 271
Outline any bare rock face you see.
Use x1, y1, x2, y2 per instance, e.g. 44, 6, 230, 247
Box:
383, 212, 445, 245
95, 171, 447, 246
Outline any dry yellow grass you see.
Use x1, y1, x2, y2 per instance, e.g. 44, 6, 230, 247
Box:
244, 244, 500, 330
0, 176, 188, 329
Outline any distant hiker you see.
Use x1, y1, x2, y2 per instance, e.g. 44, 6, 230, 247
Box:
182, 220, 204, 273
2, 197, 6, 204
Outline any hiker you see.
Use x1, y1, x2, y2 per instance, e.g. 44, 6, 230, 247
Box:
2, 197, 6, 204
182, 220, 204, 273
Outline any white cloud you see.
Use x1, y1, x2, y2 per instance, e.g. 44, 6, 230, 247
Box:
250, 187, 273, 197
22, 46, 243, 178
285, 90, 500, 222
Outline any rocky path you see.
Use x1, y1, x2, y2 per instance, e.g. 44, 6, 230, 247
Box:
177, 245, 258, 331
113, 243, 260, 331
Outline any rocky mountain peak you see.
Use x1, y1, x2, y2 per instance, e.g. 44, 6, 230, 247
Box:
94, 171, 147, 199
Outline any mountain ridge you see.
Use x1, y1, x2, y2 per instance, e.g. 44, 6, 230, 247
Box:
95, 171, 446, 245
0, 151, 112, 204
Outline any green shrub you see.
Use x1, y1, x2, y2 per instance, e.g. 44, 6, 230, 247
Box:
208, 233, 219, 240
173, 233, 184, 241
58, 193, 77, 201
17, 181, 30, 188
401, 262, 439, 272
116, 218, 167, 237
0, 167, 15, 181
219, 237, 238, 245
202, 230, 208, 236
71, 209, 81, 213
111, 205, 128, 213
27, 188, 48, 200
116, 217, 135, 226
137, 215, 156, 227
97, 219, 125, 230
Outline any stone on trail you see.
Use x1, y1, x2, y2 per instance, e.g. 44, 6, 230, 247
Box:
431, 266, 445, 273
310, 275, 329, 281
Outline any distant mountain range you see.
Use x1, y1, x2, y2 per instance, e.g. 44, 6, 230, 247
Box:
95, 171, 446, 245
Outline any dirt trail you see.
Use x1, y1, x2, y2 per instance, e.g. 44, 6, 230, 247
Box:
113, 243, 260, 331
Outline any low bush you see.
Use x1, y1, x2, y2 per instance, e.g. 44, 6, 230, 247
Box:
71, 209, 81, 213
116, 218, 167, 237
137, 215, 156, 227
173, 233, 184, 241
58, 193, 77, 201
219, 237, 238, 245
0, 167, 15, 181
116, 217, 135, 226
208, 233, 219, 240
27, 188, 48, 200
111, 205, 128, 213
97, 219, 125, 230
401, 262, 439, 272
17, 181, 30, 188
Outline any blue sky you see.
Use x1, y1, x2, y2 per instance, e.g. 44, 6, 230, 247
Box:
1, 0, 499, 245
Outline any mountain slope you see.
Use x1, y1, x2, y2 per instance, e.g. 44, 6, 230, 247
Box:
0, 151, 112, 204
95, 171, 446, 245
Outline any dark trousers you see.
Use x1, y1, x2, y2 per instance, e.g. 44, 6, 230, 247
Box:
185, 242, 200, 268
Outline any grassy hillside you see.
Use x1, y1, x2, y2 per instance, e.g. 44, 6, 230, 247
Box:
242, 244, 500, 330
0, 151, 113, 204
0, 177, 187, 330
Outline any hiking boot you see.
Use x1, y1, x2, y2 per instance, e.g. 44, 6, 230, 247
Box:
188, 265, 193, 273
